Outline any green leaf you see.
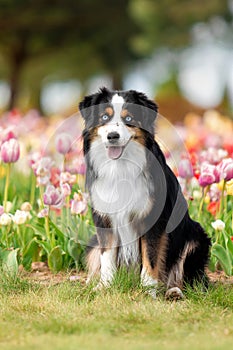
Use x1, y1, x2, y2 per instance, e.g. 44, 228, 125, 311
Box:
211, 243, 232, 276
0, 249, 19, 277
48, 246, 64, 273
67, 238, 82, 262
49, 220, 65, 242
22, 238, 40, 270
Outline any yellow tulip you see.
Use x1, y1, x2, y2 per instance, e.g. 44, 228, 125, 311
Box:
226, 180, 233, 196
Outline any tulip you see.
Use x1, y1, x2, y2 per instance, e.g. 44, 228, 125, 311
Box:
43, 185, 64, 209
13, 210, 31, 225
32, 157, 54, 186
0, 213, 12, 226
55, 133, 72, 155
20, 202, 32, 212
211, 219, 225, 231
198, 163, 218, 187
217, 158, 233, 182
1, 139, 20, 211
0, 138, 20, 163
37, 208, 49, 218
71, 192, 88, 215
60, 172, 76, 185
178, 158, 193, 179
61, 183, 71, 197
226, 180, 233, 196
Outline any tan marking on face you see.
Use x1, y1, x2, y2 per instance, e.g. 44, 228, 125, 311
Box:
104, 107, 114, 117
131, 127, 145, 146
121, 109, 133, 118
89, 127, 98, 141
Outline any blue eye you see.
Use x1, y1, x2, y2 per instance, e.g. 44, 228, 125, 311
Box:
125, 116, 132, 122
102, 115, 109, 121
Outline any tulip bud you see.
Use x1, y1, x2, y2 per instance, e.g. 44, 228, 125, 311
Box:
0, 139, 20, 163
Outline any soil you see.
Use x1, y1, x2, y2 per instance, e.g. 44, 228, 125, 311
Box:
20, 262, 233, 286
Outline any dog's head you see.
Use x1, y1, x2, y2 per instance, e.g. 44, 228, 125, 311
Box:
79, 87, 158, 160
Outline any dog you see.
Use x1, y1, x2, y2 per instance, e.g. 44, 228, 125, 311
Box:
79, 87, 210, 299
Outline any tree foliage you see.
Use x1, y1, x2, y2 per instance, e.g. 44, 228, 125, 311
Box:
130, 0, 230, 54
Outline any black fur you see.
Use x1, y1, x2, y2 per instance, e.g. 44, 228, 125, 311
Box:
80, 87, 211, 291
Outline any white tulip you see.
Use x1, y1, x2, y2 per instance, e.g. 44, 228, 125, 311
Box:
211, 219, 225, 231
0, 213, 12, 226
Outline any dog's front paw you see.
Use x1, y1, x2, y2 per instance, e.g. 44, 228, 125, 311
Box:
165, 287, 184, 300
146, 287, 157, 300
93, 280, 111, 292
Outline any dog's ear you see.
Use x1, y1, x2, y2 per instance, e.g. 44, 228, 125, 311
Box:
128, 90, 158, 116
79, 87, 112, 122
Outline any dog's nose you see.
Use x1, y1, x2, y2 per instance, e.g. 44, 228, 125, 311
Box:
107, 131, 120, 143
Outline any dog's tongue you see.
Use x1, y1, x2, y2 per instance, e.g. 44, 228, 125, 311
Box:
108, 146, 123, 160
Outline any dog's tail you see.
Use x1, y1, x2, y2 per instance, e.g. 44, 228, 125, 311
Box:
85, 234, 101, 283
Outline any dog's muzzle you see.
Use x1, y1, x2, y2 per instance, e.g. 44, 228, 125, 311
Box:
106, 131, 131, 160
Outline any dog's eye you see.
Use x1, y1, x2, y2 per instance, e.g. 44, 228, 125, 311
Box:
125, 116, 132, 122
102, 115, 109, 121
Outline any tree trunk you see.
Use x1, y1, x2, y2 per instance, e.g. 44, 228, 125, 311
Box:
112, 70, 123, 91
8, 41, 27, 110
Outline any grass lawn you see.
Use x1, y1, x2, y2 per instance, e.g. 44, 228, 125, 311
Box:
0, 271, 233, 350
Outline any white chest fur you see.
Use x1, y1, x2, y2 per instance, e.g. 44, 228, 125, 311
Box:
89, 139, 153, 265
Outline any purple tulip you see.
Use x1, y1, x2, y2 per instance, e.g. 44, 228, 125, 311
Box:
198, 163, 218, 187
43, 185, 64, 209
178, 158, 193, 179
55, 133, 72, 155
0, 138, 20, 163
217, 158, 233, 182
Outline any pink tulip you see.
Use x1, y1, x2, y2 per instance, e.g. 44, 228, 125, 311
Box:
32, 157, 54, 186
198, 163, 218, 187
0, 138, 20, 163
217, 158, 233, 181
61, 183, 71, 197
55, 133, 72, 155
71, 192, 88, 215
43, 185, 64, 209
178, 158, 193, 179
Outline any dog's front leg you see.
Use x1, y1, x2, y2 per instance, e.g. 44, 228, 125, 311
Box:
94, 247, 117, 290
140, 237, 159, 299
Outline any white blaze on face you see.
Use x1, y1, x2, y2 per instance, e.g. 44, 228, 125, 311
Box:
97, 94, 132, 157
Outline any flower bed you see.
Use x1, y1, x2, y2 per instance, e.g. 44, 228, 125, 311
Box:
0, 109, 232, 276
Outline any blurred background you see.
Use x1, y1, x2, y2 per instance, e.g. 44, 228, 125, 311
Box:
0, 0, 232, 120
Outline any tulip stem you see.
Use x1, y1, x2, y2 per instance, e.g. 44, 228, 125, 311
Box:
198, 185, 209, 220
3, 163, 11, 212
219, 180, 226, 218
30, 172, 36, 209
66, 196, 70, 227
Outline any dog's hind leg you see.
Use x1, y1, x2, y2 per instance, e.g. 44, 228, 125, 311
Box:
165, 241, 198, 300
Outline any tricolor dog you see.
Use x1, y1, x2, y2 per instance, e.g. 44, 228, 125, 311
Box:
79, 87, 210, 299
